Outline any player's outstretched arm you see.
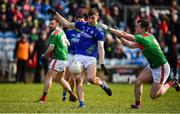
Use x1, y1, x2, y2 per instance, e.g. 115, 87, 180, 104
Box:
120, 38, 139, 49
47, 9, 76, 29
44, 45, 54, 58
98, 41, 109, 76
99, 22, 135, 42
98, 41, 105, 65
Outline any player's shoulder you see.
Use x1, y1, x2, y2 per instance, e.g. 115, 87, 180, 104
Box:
96, 25, 104, 32
67, 29, 78, 33
135, 34, 143, 38
75, 21, 87, 25
52, 29, 65, 36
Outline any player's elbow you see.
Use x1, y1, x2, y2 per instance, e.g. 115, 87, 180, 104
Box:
98, 43, 104, 51
65, 23, 75, 29
64, 23, 70, 28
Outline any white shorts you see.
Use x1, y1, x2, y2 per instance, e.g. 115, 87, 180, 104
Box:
148, 62, 170, 84
49, 59, 68, 72
73, 54, 97, 69
67, 53, 75, 67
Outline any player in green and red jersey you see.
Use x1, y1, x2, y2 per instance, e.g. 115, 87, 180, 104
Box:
36, 18, 77, 103
99, 19, 180, 109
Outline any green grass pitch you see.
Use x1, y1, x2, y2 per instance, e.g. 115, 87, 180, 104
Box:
0, 83, 180, 113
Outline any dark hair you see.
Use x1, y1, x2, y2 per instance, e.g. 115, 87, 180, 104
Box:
137, 19, 150, 31
88, 8, 99, 16
50, 17, 60, 24
75, 15, 85, 20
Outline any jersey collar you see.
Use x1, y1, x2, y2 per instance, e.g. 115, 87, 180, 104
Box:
88, 22, 98, 27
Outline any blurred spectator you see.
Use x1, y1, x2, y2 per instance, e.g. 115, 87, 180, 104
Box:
37, 0, 51, 20
90, 0, 102, 11
26, 41, 36, 83
149, 8, 159, 39
169, 3, 180, 43
52, 0, 69, 16
33, 0, 42, 14
9, 15, 20, 36
0, 3, 7, 15
76, 2, 89, 18
110, 5, 123, 29
22, 0, 32, 16
33, 30, 49, 83
26, 14, 34, 29
168, 34, 177, 77
159, 16, 169, 36
0, 13, 10, 32
113, 39, 127, 59
159, 39, 168, 56
68, 1, 78, 18
41, 0, 51, 14
29, 27, 39, 41
104, 33, 115, 58
13, 33, 29, 83
13, 5, 24, 23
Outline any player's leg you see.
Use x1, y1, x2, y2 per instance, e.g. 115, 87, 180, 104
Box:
62, 54, 76, 101
61, 67, 71, 101
75, 72, 85, 108
150, 63, 179, 99
37, 70, 57, 102
86, 64, 112, 96
50, 59, 77, 102
57, 71, 77, 102
132, 66, 153, 109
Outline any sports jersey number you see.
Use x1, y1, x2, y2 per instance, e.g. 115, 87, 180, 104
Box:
61, 34, 68, 46
153, 39, 160, 48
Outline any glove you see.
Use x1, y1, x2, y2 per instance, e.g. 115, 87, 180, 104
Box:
101, 64, 109, 76
39, 54, 45, 65
47, 8, 56, 15
99, 22, 109, 31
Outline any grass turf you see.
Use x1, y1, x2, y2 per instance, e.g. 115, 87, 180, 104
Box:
0, 83, 180, 113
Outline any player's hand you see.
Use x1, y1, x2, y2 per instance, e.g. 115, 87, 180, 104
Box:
99, 22, 109, 31
101, 64, 109, 76
39, 54, 45, 65
47, 8, 56, 15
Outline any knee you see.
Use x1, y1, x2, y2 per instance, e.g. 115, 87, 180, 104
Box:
87, 77, 94, 84
76, 81, 83, 87
134, 79, 142, 87
75, 78, 82, 85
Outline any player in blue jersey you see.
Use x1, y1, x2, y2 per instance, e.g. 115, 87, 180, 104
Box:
47, 8, 112, 108
61, 16, 85, 102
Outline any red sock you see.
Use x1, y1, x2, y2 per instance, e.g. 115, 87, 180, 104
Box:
135, 100, 141, 106
166, 81, 175, 88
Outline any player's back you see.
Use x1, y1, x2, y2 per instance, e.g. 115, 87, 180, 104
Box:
66, 29, 81, 55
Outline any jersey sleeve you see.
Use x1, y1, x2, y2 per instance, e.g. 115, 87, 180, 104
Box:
49, 35, 57, 46
97, 30, 105, 41
135, 34, 145, 44
75, 22, 85, 30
